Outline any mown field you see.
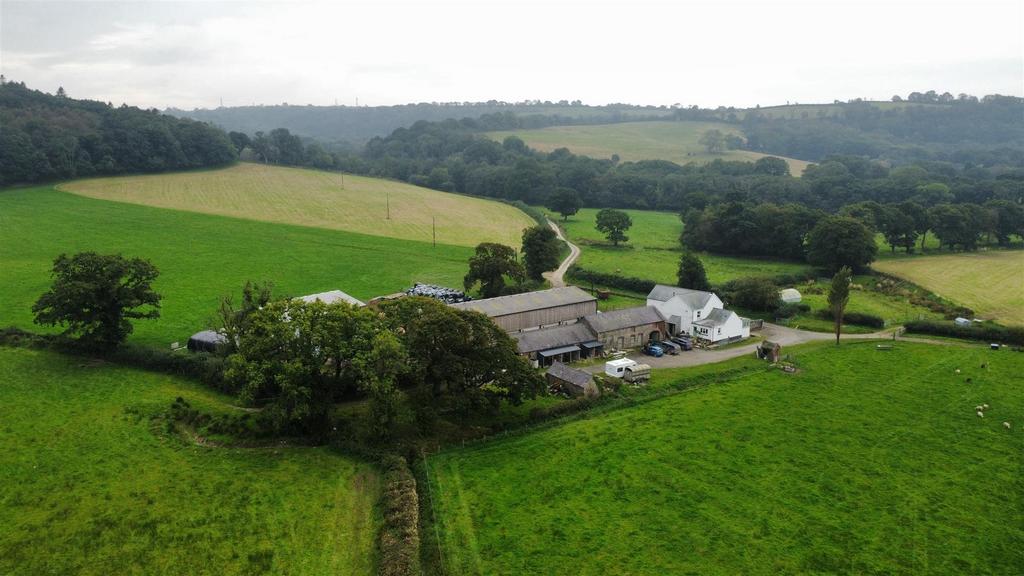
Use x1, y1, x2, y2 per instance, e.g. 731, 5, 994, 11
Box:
61, 163, 535, 248
426, 342, 1024, 575
550, 207, 815, 285
0, 347, 379, 575
0, 187, 471, 346
873, 250, 1024, 326
488, 121, 811, 175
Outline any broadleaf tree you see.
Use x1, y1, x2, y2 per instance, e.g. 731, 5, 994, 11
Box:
32, 252, 161, 349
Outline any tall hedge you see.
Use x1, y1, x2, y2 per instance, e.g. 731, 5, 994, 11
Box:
904, 320, 1024, 345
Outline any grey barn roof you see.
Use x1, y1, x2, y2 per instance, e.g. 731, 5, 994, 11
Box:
582, 306, 665, 334
546, 361, 593, 389
513, 323, 595, 354
297, 290, 365, 307
693, 308, 736, 327
452, 286, 595, 318
647, 284, 716, 308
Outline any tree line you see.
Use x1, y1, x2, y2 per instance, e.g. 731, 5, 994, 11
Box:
0, 80, 237, 186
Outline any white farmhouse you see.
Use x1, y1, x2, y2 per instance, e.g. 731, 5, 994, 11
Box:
646, 285, 724, 336
692, 309, 751, 343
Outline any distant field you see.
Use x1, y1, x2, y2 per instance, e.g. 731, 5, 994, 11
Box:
873, 250, 1024, 325
488, 121, 811, 175
427, 342, 1024, 575
551, 208, 815, 285
746, 101, 947, 120
61, 163, 534, 248
0, 187, 471, 345
0, 347, 379, 575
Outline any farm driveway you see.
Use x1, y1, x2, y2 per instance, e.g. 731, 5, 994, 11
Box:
543, 218, 580, 288
581, 324, 894, 373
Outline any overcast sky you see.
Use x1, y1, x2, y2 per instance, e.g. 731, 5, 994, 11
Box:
2, 0, 1021, 110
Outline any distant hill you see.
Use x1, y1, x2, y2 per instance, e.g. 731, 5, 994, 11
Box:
486, 121, 812, 175
0, 81, 236, 187
740, 96, 1024, 166
165, 102, 673, 145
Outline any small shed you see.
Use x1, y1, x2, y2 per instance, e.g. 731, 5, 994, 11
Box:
779, 288, 802, 304
954, 317, 972, 327
187, 330, 228, 353
546, 361, 598, 398
757, 340, 781, 362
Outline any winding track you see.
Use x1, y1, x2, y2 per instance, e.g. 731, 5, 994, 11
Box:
542, 218, 581, 288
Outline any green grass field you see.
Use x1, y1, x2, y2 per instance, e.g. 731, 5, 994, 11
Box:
488, 121, 811, 175
0, 187, 471, 346
551, 208, 815, 285
873, 250, 1024, 326
0, 347, 379, 575
426, 342, 1024, 575
779, 279, 944, 333
61, 163, 534, 248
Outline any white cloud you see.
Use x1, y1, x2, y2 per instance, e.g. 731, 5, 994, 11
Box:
1, 0, 1021, 109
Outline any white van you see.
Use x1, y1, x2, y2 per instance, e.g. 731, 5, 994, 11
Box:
605, 358, 638, 378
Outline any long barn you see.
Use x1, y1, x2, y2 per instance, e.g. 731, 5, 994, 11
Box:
451, 286, 597, 333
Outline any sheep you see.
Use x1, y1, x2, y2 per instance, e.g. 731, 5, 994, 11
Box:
955, 369, 961, 374
977, 411, 984, 418
975, 405, 984, 411
1004, 422, 1012, 430
983, 403, 990, 410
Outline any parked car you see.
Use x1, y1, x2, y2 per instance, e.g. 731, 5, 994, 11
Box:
670, 336, 693, 350
657, 340, 680, 355
642, 343, 664, 357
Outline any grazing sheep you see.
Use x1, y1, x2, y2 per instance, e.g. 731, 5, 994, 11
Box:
983, 403, 990, 410
975, 405, 984, 411
1004, 422, 1012, 430
955, 369, 961, 374
977, 411, 984, 418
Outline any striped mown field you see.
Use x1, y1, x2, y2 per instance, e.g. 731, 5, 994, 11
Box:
873, 250, 1024, 325
487, 121, 811, 175
60, 163, 535, 248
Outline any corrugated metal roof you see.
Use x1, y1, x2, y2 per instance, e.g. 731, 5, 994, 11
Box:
546, 361, 593, 388
693, 308, 736, 327
538, 345, 581, 357
647, 284, 716, 308
451, 286, 595, 318
513, 323, 595, 354
582, 306, 665, 333
297, 290, 365, 307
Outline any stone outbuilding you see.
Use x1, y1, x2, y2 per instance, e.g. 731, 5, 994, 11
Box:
582, 306, 667, 351
545, 361, 599, 398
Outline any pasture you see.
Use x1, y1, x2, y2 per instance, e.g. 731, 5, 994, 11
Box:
0, 187, 471, 346
488, 121, 811, 175
552, 208, 815, 285
0, 347, 379, 575
426, 342, 1024, 575
60, 163, 534, 248
873, 250, 1024, 326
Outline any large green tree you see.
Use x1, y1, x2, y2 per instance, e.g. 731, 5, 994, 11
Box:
699, 129, 726, 153
464, 242, 526, 298
225, 299, 386, 435
676, 252, 711, 291
595, 209, 632, 246
806, 216, 878, 273
546, 187, 582, 221
378, 297, 544, 418
521, 225, 561, 281
827, 266, 852, 345
32, 252, 161, 349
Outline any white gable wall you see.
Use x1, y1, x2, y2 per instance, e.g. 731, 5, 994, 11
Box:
648, 292, 724, 335
693, 311, 745, 343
